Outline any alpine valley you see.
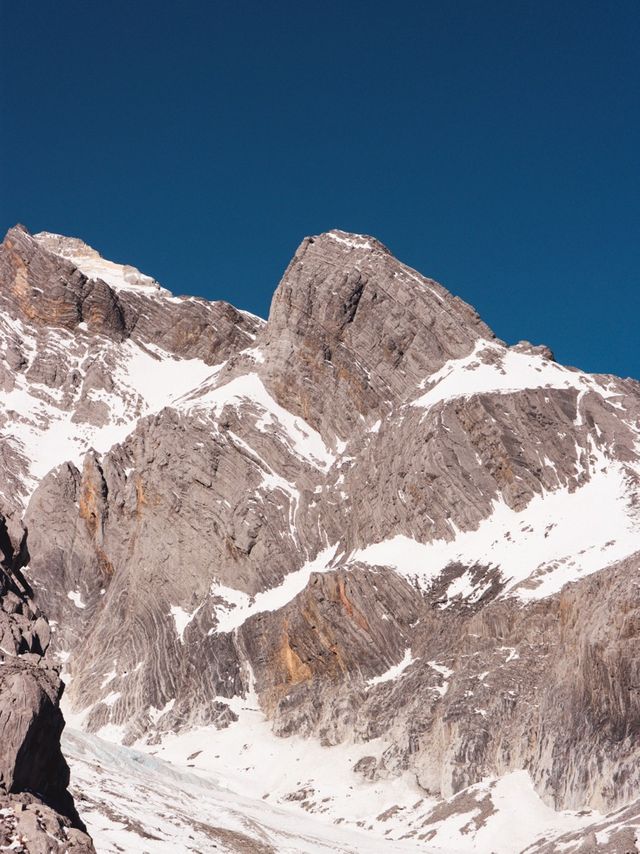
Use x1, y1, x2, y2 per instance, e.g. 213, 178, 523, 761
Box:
1, 223, 639, 853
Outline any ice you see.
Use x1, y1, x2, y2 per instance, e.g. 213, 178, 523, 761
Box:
62, 726, 423, 854
61, 726, 602, 853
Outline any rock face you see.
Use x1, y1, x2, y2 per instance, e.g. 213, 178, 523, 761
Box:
0, 514, 95, 851
258, 230, 495, 436
2, 223, 640, 851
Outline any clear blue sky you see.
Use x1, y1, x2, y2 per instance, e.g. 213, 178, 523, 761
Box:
1, 1, 638, 377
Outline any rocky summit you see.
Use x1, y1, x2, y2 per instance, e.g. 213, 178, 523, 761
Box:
1, 224, 639, 853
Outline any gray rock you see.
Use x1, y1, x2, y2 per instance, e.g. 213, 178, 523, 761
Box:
0, 512, 93, 850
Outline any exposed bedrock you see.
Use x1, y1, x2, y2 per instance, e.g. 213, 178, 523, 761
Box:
0, 515, 95, 851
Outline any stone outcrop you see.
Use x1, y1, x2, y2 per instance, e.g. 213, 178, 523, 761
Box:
0, 515, 95, 851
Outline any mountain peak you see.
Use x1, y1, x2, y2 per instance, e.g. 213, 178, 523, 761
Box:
258, 227, 496, 436
317, 229, 392, 255
33, 230, 168, 296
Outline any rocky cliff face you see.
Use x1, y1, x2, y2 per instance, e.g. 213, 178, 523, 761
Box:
1, 224, 639, 852
0, 512, 94, 851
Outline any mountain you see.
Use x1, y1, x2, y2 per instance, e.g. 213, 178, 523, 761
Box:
1, 224, 639, 853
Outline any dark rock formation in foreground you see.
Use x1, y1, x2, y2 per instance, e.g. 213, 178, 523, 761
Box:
0, 517, 94, 851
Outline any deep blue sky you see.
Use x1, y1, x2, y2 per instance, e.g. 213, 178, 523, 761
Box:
1, 1, 638, 377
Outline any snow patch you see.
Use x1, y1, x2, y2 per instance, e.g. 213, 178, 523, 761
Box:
368, 648, 416, 686
67, 590, 86, 609
210, 544, 339, 633
326, 232, 374, 251
149, 699, 175, 723
169, 605, 202, 643
351, 454, 640, 601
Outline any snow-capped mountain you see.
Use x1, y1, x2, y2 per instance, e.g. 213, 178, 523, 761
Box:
1, 224, 639, 853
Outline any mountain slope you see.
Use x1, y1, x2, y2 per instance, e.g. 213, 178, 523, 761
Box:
1, 225, 639, 852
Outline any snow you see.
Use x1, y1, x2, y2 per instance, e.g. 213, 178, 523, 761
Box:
412, 341, 615, 411
61, 724, 604, 854
210, 544, 339, 633
415, 771, 598, 853
117, 343, 221, 412
368, 648, 416, 686
179, 372, 336, 470
242, 345, 266, 363
67, 590, 86, 609
226, 427, 301, 511
169, 604, 201, 642
428, 661, 453, 696
0, 327, 219, 500
351, 451, 640, 601
67, 666, 597, 853
326, 231, 374, 251
34, 232, 170, 296
428, 661, 453, 679
64, 670, 431, 849
100, 664, 117, 688
149, 698, 175, 723
63, 727, 422, 854
443, 569, 480, 602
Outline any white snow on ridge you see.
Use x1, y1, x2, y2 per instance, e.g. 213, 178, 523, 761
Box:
326, 231, 374, 251
209, 544, 338, 633
179, 372, 336, 471
351, 454, 640, 601
412, 341, 615, 411
34, 232, 169, 296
